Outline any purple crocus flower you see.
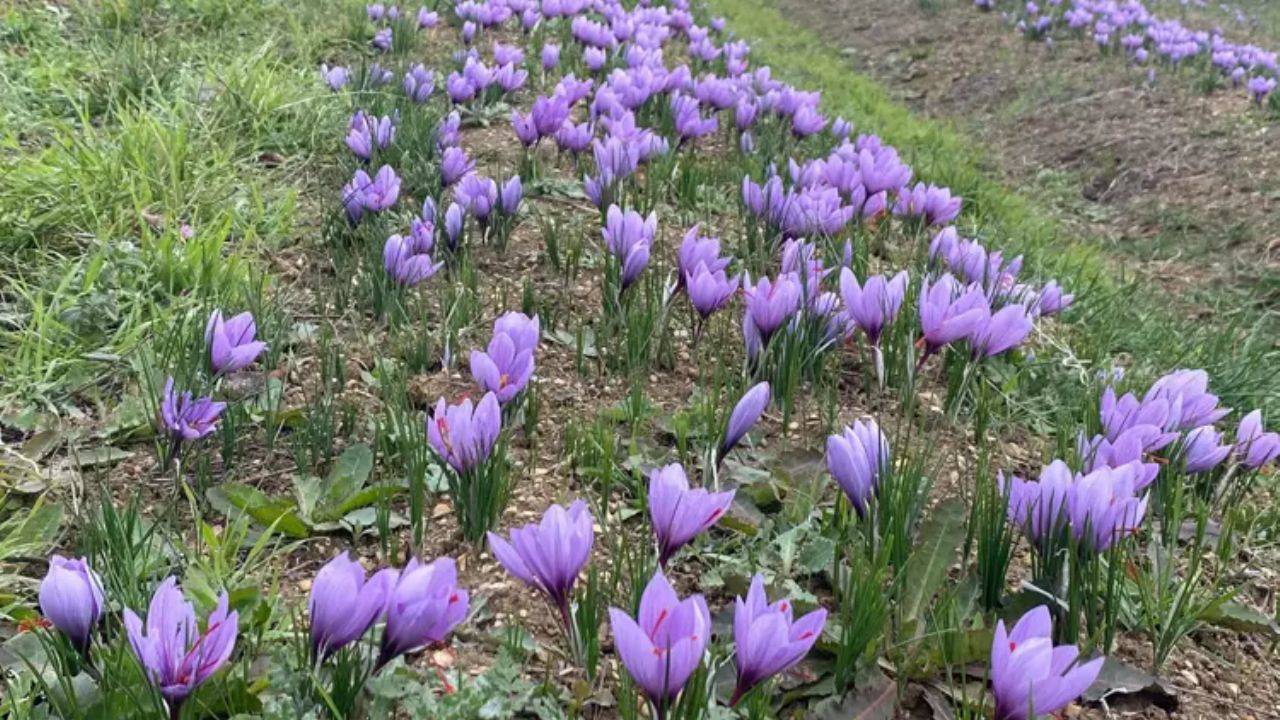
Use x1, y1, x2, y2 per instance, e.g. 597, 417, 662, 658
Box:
1067, 465, 1149, 551
648, 464, 734, 567
730, 575, 827, 704
39, 556, 105, 654
1248, 76, 1277, 104
499, 175, 522, 216
722, 382, 770, 457
1143, 369, 1229, 431
362, 165, 400, 212
377, 557, 468, 669
554, 120, 593, 154
831, 116, 852, 140
346, 111, 395, 161
894, 182, 962, 226
444, 202, 465, 251
124, 578, 238, 713
493, 311, 540, 357
321, 64, 349, 91
531, 95, 572, 137
512, 111, 539, 147
790, 105, 827, 138
918, 274, 989, 360
205, 310, 267, 375
383, 232, 443, 286
367, 3, 385, 21
1236, 410, 1280, 469
1181, 426, 1233, 474
436, 111, 462, 149
671, 94, 717, 143
677, 225, 731, 283
372, 27, 392, 52
454, 173, 498, 222
603, 205, 656, 289
446, 72, 476, 103
418, 7, 438, 28
470, 331, 534, 403
743, 274, 802, 345
494, 63, 528, 93
541, 43, 561, 71
991, 606, 1103, 720
403, 64, 435, 103
160, 377, 225, 442
487, 500, 593, 627
584, 46, 608, 72
426, 392, 501, 474
1001, 461, 1073, 547
608, 571, 710, 711
309, 552, 396, 659
969, 304, 1033, 359
686, 264, 739, 319
839, 268, 907, 346
440, 146, 475, 187
826, 419, 889, 517
1033, 281, 1073, 316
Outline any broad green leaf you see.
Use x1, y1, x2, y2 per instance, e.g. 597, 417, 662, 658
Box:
899, 500, 967, 639
206, 484, 310, 538
1201, 600, 1280, 639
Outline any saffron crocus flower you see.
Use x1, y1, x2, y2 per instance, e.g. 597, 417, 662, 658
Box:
377, 557, 468, 669
403, 64, 435, 103
991, 606, 1103, 720
676, 225, 731, 284
1248, 76, 1277, 104
362, 165, 400, 212
512, 111, 539, 147
372, 27, 392, 52
383, 233, 443, 286
1181, 426, 1232, 474
309, 552, 396, 659
470, 331, 534, 404
39, 556, 105, 654
969, 304, 1033, 359
730, 574, 826, 704
493, 311, 540, 357
531, 95, 572, 137
1033, 281, 1073, 316
487, 500, 593, 627
499, 175, 522, 216
205, 310, 267, 375
1067, 465, 1148, 551
839, 268, 907, 346
918, 274, 989, 361
1143, 369, 1229, 431
440, 146, 475, 187
1236, 410, 1280, 469
894, 182, 962, 226
790, 105, 827, 138
160, 377, 225, 442
686, 264, 739, 319
603, 205, 656, 289
648, 464, 734, 567
742, 274, 802, 345
541, 43, 561, 70
321, 64, 349, 91
342, 171, 369, 225
417, 7, 438, 28
455, 173, 498, 223
608, 571, 711, 711
427, 392, 501, 474
555, 120, 593, 154
444, 202, 464, 250
1001, 461, 1073, 547
124, 578, 238, 713
671, 93, 717, 143
831, 116, 852, 140
825, 419, 889, 517
722, 382, 771, 458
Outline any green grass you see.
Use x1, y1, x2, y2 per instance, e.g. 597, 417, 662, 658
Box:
708, 0, 1280, 417
0, 0, 348, 415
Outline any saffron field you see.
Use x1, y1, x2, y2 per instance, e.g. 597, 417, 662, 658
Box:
2, 0, 1279, 718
